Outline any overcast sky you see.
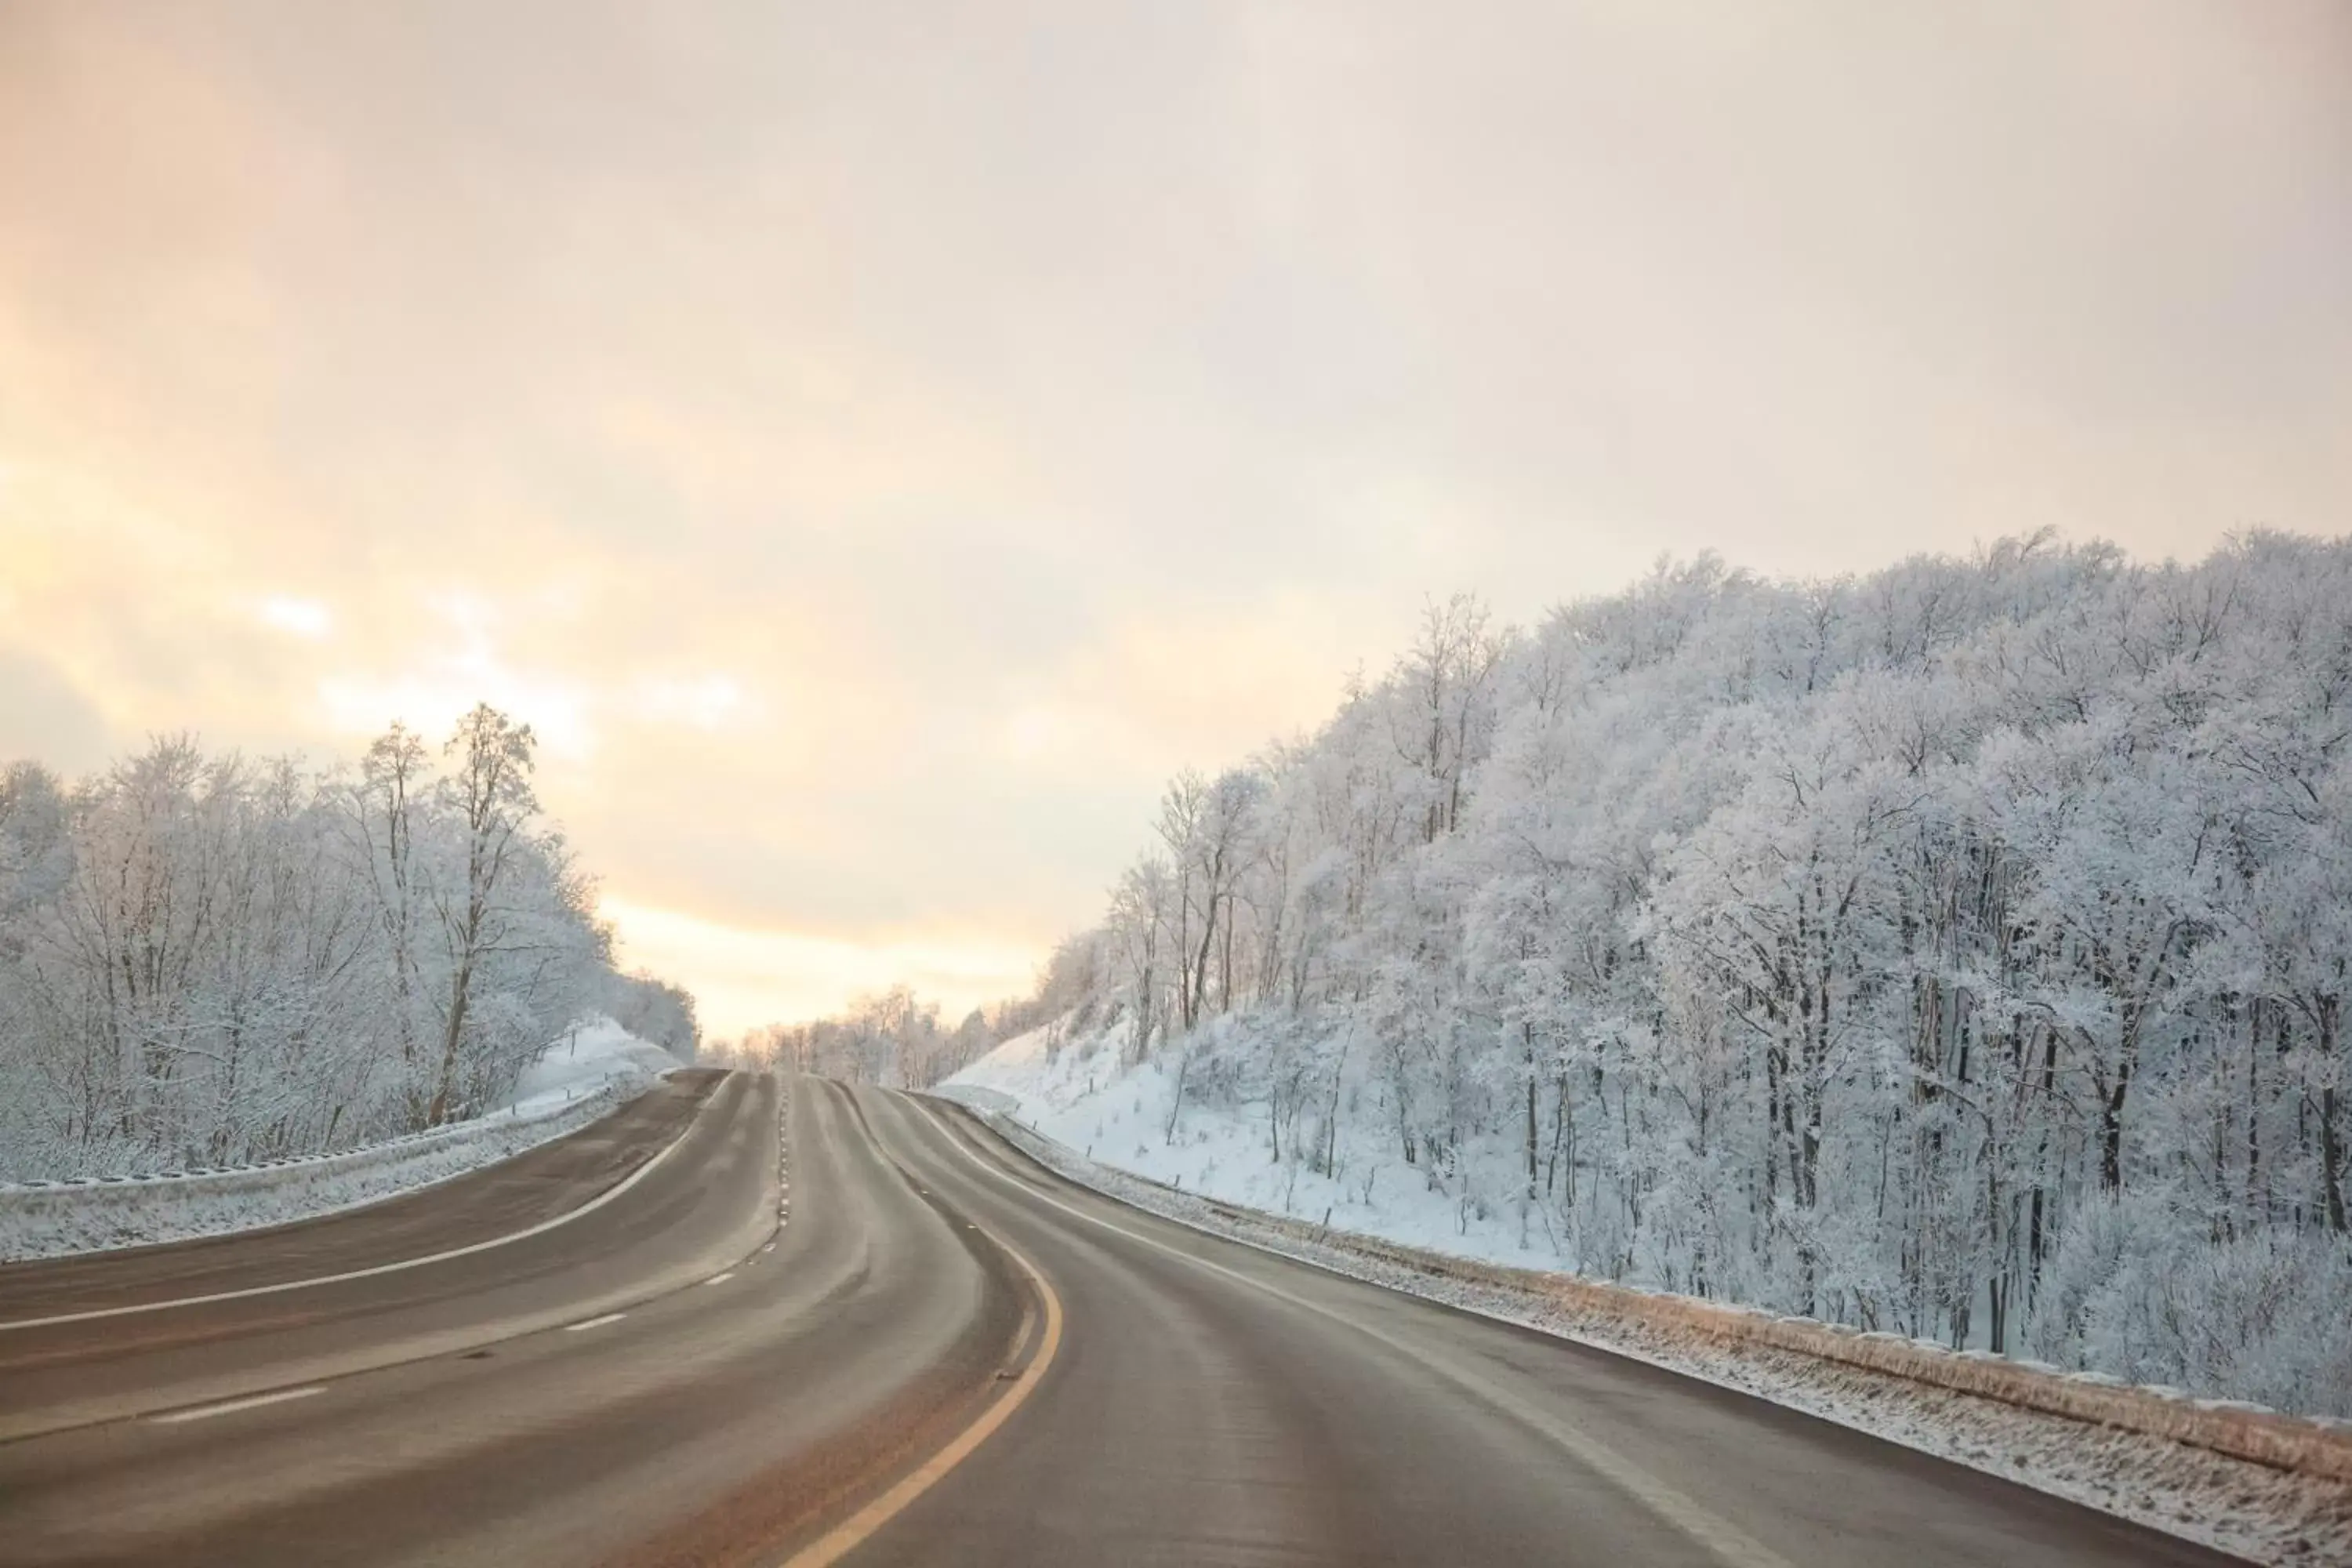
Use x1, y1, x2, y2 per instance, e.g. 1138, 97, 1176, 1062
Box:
3, 2, 2348, 1035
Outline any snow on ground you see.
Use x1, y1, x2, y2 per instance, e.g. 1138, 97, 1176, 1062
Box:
948, 1023, 1579, 1271
0, 1017, 685, 1261
503, 1015, 689, 1113
942, 1026, 2352, 1566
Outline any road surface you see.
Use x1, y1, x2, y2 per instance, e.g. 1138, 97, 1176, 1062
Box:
0, 1069, 2241, 1566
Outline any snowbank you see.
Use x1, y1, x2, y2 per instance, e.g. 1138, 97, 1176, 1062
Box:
948, 1023, 1582, 1267
0, 1018, 686, 1261
503, 1014, 689, 1112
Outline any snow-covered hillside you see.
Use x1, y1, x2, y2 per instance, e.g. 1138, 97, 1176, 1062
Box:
503, 1015, 691, 1113
949, 998, 2352, 1425
947, 539, 2352, 1425
946, 1022, 1570, 1270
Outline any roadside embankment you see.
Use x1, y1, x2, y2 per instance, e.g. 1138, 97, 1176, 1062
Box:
938, 1093, 2352, 1567
2, 1080, 644, 1262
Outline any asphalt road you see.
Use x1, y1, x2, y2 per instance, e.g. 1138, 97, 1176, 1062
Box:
0, 1070, 2245, 1566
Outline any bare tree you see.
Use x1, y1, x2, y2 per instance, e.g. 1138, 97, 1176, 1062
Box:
425, 706, 539, 1126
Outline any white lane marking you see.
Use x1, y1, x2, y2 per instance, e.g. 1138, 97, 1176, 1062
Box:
0, 1080, 739, 1334
149, 1385, 325, 1425
703, 1272, 735, 1287
906, 1098, 1794, 1568
564, 1312, 627, 1332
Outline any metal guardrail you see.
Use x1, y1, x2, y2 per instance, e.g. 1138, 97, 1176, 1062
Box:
0, 1082, 638, 1261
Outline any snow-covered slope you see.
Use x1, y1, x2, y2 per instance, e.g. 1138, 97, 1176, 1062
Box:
944, 1083, 2352, 1567
942, 1021, 2352, 1563
943, 1022, 1569, 1271
503, 1015, 689, 1113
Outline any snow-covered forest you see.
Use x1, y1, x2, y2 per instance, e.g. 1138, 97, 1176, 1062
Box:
0, 705, 697, 1182
986, 532, 2352, 1414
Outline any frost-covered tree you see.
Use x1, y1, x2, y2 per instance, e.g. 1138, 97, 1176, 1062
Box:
1000, 533, 2352, 1415
0, 706, 686, 1179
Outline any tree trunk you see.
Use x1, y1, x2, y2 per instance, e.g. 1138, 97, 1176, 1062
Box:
426, 948, 473, 1127
2321, 996, 2345, 1233
1523, 1023, 1540, 1200
2099, 1056, 2130, 1193
1189, 892, 1219, 1033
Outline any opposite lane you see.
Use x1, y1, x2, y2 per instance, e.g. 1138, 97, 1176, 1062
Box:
0, 1073, 1043, 1566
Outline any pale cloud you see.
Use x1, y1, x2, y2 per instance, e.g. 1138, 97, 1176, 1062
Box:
2, 0, 2347, 1033
985, 591, 1381, 782
315, 619, 599, 763
629, 674, 747, 731
256, 594, 332, 639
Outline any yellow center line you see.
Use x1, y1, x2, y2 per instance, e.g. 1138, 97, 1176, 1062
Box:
777, 1218, 1065, 1567
907, 1097, 1795, 1568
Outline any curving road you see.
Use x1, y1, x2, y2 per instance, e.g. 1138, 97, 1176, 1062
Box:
0, 1070, 2241, 1566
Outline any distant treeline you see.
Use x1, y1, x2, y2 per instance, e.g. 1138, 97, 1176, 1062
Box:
734, 984, 1036, 1089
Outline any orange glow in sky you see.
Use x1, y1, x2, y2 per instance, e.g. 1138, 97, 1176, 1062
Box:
4, 2, 2348, 1032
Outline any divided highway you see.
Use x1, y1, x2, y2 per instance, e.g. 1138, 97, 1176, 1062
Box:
0, 1070, 2241, 1566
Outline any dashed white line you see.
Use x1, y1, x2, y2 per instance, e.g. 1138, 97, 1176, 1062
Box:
150, 1385, 325, 1425
564, 1312, 627, 1332
703, 1272, 735, 1287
